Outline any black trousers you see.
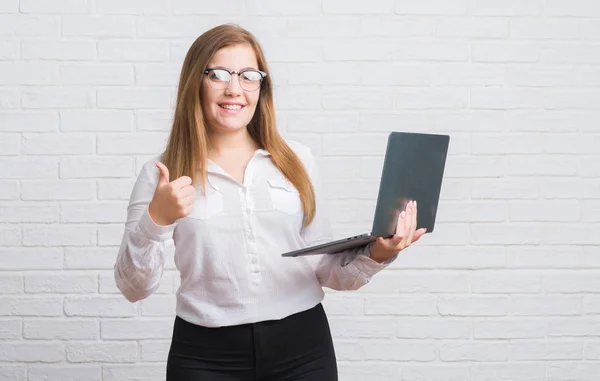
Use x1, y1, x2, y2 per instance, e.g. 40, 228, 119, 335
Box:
166, 303, 338, 381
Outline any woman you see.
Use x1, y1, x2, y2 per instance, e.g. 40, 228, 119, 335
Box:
114, 24, 426, 381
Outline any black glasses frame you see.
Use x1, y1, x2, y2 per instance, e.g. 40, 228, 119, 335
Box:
203, 68, 267, 91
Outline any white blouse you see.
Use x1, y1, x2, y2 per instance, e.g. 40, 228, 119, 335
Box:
114, 140, 393, 327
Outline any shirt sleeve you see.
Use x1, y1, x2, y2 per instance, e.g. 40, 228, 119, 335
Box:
298, 147, 398, 291
113, 160, 177, 303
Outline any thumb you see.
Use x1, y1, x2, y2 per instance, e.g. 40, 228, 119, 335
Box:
155, 162, 170, 186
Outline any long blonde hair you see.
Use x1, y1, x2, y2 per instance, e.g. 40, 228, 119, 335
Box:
161, 24, 316, 226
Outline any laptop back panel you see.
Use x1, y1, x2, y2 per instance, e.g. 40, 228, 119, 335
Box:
371, 132, 450, 237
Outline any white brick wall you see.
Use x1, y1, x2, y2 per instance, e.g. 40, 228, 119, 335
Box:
0, 0, 599, 380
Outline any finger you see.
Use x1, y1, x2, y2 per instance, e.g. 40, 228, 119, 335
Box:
155, 162, 170, 186
395, 210, 406, 236
178, 185, 196, 199
170, 175, 192, 189
406, 201, 418, 245
400, 201, 414, 247
412, 228, 427, 242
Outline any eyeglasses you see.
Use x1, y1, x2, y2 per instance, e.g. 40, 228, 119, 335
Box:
203, 68, 267, 92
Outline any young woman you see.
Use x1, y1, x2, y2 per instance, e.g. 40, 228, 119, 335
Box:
114, 23, 426, 381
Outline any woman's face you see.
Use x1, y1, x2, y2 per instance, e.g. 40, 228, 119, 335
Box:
201, 43, 261, 135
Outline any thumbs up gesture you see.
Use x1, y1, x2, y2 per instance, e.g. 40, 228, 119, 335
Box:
148, 162, 197, 226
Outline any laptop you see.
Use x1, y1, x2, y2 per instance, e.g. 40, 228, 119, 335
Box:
281, 131, 450, 257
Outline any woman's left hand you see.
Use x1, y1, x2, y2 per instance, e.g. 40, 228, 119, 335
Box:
367, 200, 427, 263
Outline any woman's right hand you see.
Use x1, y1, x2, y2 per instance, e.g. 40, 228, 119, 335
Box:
148, 162, 196, 226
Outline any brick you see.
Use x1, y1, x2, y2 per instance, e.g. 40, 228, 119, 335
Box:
512, 296, 581, 316
433, 63, 505, 86
25, 272, 97, 293
64, 296, 137, 317
472, 363, 545, 381
0, 0, 18, 12
22, 88, 94, 109
23, 225, 95, 246
97, 0, 171, 15
0, 319, 21, 339
22, 39, 96, 60
101, 318, 173, 340
97, 225, 126, 246
0, 342, 64, 362
60, 110, 134, 132
24, 319, 98, 340
64, 247, 120, 269
0, 157, 58, 179
137, 17, 213, 38
358, 112, 432, 132
0, 133, 19, 154
102, 364, 166, 381
438, 296, 510, 317
286, 16, 361, 38
361, 17, 434, 37
0, 297, 62, 316
323, 0, 394, 14
545, 0, 600, 16
66, 342, 137, 363
139, 340, 170, 362
470, 270, 542, 293
440, 341, 509, 362
173, 0, 245, 15
436, 201, 507, 222
20, 0, 90, 13
364, 296, 438, 316
0, 248, 62, 270
135, 63, 180, 86
547, 318, 600, 337
60, 156, 134, 179
541, 178, 600, 199
0, 182, 18, 200
471, 133, 542, 154
61, 202, 127, 223
21, 180, 94, 201
544, 89, 600, 110
97, 133, 168, 155
0, 112, 58, 132
471, 88, 543, 109
507, 111, 581, 132
507, 66, 581, 87
435, 17, 508, 38
22, 133, 94, 155
0, 274, 23, 294
97, 88, 171, 109
0, 366, 25, 381
62, 16, 136, 37
509, 200, 580, 222
511, 340, 582, 361
322, 295, 364, 316
444, 156, 505, 178
584, 341, 600, 359
247, 0, 320, 15
98, 40, 169, 62
0, 15, 59, 36
472, 41, 540, 62
506, 156, 577, 176
474, 319, 546, 339
543, 272, 600, 293
470, 0, 542, 16
400, 365, 471, 381
0, 205, 58, 223
59, 63, 134, 85
397, 318, 471, 339
97, 179, 136, 200
542, 43, 600, 65
0, 62, 54, 85
0, 226, 21, 246
547, 362, 600, 381
507, 246, 599, 269
395, 0, 468, 15
329, 317, 396, 338
136, 111, 172, 132
471, 223, 541, 245
28, 365, 101, 381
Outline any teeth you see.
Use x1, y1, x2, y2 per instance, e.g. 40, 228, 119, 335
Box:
220, 104, 242, 110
